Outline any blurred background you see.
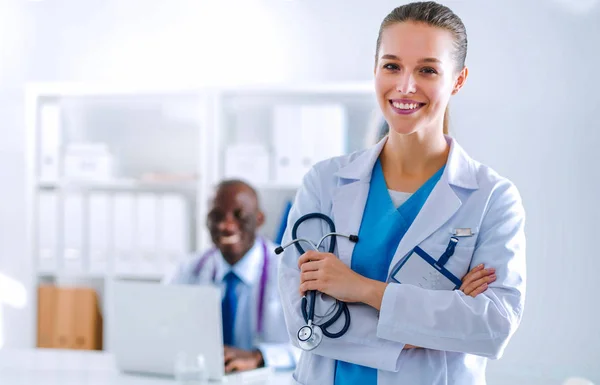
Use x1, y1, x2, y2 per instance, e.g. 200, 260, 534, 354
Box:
0, 0, 599, 383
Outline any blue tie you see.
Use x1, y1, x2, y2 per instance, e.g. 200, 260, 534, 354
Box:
221, 271, 240, 346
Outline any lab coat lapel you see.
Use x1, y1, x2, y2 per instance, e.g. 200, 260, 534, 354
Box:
332, 137, 387, 266
331, 181, 370, 266
388, 179, 461, 275
387, 137, 477, 277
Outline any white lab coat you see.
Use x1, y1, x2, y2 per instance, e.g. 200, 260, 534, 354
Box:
278, 136, 526, 385
165, 238, 299, 370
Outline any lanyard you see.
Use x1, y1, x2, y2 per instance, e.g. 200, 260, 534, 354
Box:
192, 239, 269, 334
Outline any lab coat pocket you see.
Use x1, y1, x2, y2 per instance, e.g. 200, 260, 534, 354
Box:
413, 241, 475, 283
425, 226, 479, 249
436, 244, 475, 282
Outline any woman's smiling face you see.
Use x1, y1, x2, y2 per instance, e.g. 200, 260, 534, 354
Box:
375, 21, 467, 136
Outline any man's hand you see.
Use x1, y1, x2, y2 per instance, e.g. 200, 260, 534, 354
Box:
223, 346, 265, 373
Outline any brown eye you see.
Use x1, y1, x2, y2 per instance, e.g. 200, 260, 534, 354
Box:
383, 63, 400, 71
234, 209, 245, 220
207, 211, 224, 225
420, 67, 437, 74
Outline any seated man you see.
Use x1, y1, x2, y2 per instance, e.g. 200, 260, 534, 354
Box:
164, 179, 297, 372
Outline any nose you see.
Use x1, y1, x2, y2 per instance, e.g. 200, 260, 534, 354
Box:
395, 72, 417, 94
217, 212, 239, 232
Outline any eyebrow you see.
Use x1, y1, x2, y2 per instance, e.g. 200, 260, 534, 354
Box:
380, 54, 442, 64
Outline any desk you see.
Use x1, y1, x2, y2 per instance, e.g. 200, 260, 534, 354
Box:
0, 348, 569, 385
0, 349, 294, 385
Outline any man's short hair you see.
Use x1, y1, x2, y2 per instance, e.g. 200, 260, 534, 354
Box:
215, 179, 260, 204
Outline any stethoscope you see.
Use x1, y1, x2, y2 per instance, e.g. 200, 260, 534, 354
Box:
275, 213, 358, 351
193, 238, 269, 334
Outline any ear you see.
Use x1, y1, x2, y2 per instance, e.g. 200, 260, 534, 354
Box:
452, 66, 469, 95
256, 210, 265, 228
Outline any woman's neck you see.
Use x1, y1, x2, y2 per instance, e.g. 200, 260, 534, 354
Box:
380, 130, 449, 192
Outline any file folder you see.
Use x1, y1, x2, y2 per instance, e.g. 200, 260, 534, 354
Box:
88, 193, 110, 274
38, 192, 58, 272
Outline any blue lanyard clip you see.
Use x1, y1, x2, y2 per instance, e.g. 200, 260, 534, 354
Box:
436, 236, 459, 267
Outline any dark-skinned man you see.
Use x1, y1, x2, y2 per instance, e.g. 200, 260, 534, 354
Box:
165, 180, 297, 373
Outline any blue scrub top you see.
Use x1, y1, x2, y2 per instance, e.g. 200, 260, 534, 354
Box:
334, 158, 445, 385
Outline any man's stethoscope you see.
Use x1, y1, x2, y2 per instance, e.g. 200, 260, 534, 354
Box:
193, 239, 269, 334
275, 213, 358, 351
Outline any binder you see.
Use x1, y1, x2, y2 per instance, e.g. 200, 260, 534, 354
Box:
88, 193, 110, 274
39, 103, 61, 183
273, 105, 303, 185
135, 193, 158, 275
62, 193, 84, 272
113, 193, 136, 275
159, 194, 189, 271
224, 144, 270, 185
272, 104, 347, 185
303, 104, 346, 164
38, 192, 58, 272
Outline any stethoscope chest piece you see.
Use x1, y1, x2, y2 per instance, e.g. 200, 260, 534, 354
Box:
297, 324, 323, 351
276, 212, 358, 351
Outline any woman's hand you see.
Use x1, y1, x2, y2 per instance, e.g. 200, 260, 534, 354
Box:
404, 264, 496, 351
460, 264, 496, 297
298, 250, 369, 303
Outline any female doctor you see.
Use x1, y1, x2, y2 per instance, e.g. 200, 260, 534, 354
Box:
277, 2, 526, 385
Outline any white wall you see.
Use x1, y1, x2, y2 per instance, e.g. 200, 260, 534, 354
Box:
0, 0, 30, 349
1, 0, 598, 382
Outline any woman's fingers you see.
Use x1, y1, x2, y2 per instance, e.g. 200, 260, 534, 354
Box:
459, 264, 483, 289
300, 270, 319, 284
460, 266, 495, 291
300, 260, 320, 273
466, 283, 488, 298
299, 280, 321, 296
463, 274, 496, 296
297, 251, 326, 268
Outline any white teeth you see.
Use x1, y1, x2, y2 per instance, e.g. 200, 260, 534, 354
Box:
392, 102, 420, 110
220, 234, 240, 245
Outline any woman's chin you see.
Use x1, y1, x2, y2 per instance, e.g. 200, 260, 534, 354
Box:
388, 124, 420, 136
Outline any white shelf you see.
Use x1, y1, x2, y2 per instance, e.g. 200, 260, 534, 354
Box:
256, 182, 300, 191
36, 271, 166, 281
37, 179, 198, 192
112, 273, 165, 282
38, 271, 107, 280
26, 80, 377, 354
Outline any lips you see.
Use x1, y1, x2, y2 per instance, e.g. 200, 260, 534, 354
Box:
219, 234, 241, 245
389, 99, 426, 115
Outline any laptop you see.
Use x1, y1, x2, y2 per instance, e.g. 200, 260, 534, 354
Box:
112, 281, 272, 383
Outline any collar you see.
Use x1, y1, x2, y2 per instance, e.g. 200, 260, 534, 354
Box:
215, 238, 264, 286
335, 135, 478, 190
